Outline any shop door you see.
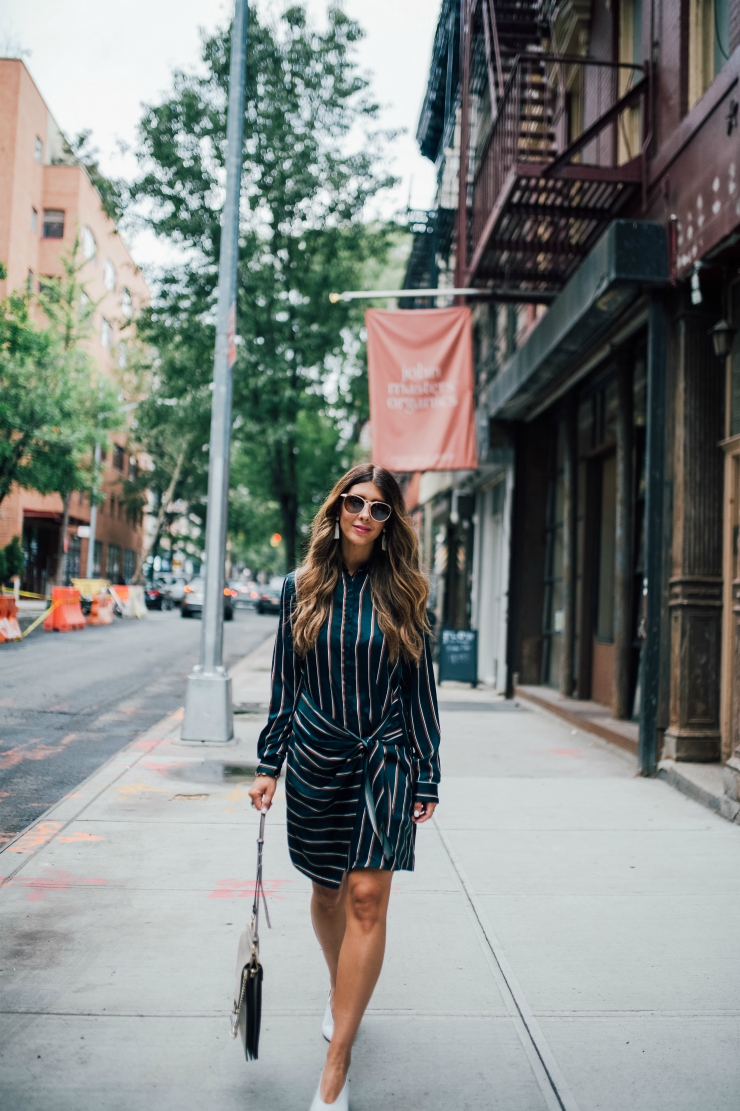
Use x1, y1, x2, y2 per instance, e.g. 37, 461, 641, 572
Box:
724, 448, 740, 756
542, 422, 565, 688
443, 496, 475, 630
591, 452, 617, 705
22, 518, 59, 596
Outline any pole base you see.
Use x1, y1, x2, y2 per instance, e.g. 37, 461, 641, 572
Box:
181, 666, 234, 743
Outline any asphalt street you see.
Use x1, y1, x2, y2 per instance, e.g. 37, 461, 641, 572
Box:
0, 607, 278, 845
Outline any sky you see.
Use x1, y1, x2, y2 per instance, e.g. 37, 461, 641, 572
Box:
0, 0, 440, 272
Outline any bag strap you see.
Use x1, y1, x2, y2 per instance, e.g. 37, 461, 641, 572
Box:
250, 810, 271, 956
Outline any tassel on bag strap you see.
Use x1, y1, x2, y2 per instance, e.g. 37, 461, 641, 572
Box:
251, 810, 271, 950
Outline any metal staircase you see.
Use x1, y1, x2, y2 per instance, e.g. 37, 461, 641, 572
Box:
460, 0, 649, 297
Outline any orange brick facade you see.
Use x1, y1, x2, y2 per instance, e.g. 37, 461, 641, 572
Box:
0, 59, 150, 592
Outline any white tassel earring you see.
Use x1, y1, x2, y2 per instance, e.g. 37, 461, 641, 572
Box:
381, 530, 387, 551
334, 518, 340, 540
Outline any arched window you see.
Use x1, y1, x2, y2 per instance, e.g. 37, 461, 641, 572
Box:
81, 225, 97, 260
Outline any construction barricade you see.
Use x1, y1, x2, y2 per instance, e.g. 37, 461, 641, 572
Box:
108, 584, 146, 618
71, 578, 109, 598
87, 592, 115, 626
43, 587, 86, 632
0, 597, 22, 642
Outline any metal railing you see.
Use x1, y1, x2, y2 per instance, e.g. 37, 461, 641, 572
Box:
469, 53, 647, 268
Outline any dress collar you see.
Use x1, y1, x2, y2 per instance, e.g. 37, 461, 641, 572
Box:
342, 561, 369, 580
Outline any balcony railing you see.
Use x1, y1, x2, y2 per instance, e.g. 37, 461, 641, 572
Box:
466, 53, 648, 292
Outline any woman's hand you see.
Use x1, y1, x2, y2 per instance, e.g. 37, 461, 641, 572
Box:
412, 800, 437, 824
248, 774, 278, 812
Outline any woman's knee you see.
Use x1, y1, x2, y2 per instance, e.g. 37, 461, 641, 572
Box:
312, 880, 344, 913
346, 872, 390, 930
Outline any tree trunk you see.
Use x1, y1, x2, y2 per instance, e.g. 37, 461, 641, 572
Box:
274, 440, 299, 570
55, 494, 71, 585
280, 489, 300, 570
135, 446, 186, 582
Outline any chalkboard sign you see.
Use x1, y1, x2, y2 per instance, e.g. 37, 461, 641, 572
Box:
438, 629, 478, 685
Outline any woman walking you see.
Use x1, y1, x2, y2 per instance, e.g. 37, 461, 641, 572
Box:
248, 464, 441, 1109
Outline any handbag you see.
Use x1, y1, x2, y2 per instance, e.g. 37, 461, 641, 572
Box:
230, 809, 271, 1060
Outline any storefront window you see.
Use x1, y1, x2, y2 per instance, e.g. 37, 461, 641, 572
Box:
67, 536, 81, 582
108, 544, 121, 581
123, 549, 136, 583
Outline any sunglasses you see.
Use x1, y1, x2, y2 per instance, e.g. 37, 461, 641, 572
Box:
340, 493, 392, 523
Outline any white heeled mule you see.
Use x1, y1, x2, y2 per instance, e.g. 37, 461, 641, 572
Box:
322, 991, 334, 1042
309, 1074, 349, 1111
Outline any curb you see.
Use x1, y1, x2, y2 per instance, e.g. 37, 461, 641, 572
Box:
514, 686, 638, 755
657, 760, 740, 825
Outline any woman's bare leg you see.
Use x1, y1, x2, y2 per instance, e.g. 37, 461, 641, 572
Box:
311, 876, 348, 993
320, 868, 393, 1103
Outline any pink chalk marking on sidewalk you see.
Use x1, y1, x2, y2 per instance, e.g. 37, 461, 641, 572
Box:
142, 761, 187, 774
5, 821, 105, 854
209, 878, 290, 900
6, 821, 63, 853
7, 868, 109, 902
57, 831, 104, 844
131, 738, 160, 752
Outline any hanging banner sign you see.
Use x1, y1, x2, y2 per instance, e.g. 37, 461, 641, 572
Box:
366, 306, 478, 472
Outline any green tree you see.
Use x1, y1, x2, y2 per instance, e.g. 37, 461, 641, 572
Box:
0, 535, 25, 583
0, 256, 121, 512
131, 4, 395, 569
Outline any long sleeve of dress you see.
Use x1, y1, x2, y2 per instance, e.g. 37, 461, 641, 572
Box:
256, 576, 299, 777
402, 635, 441, 803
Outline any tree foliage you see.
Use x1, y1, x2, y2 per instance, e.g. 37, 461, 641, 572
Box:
0, 254, 121, 510
131, 4, 396, 569
65, 130, 126, 225
0, 535, 24, 584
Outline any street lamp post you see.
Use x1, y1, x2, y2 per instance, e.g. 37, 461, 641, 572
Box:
85, 440, 102, 578
181, 0, 249, 743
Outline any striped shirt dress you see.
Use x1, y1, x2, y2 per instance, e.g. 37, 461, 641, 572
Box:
256, 567, 441, 889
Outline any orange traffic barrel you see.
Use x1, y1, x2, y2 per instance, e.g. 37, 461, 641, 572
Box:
87, 592, 114, 626
0, 596, 22, 641
44, 587, 86, 632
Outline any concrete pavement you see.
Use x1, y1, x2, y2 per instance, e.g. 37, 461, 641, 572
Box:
1, 635, 739, 1110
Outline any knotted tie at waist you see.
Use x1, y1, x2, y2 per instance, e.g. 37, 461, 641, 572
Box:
291, 689, 406, 861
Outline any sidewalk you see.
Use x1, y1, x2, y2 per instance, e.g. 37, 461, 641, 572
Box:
1, 637, 739, 1110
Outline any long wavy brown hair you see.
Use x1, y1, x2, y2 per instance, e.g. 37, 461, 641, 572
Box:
292, 464, 429, 664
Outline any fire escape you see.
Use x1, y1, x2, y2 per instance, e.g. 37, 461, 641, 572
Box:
458, 0, 650, 299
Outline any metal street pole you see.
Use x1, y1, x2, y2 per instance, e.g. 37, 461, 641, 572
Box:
85, 440, 102, 578
182, 0, 249, 742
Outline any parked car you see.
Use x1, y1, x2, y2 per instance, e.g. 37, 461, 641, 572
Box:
145, 581, 174, 611
159, 574, 188, 606
228, 578, 259, 608
256, 576, 284, 614
181, 577, 235, 620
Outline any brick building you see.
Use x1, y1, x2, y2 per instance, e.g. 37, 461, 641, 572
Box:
0, 58, 149, 592
413, 0, 740, 803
